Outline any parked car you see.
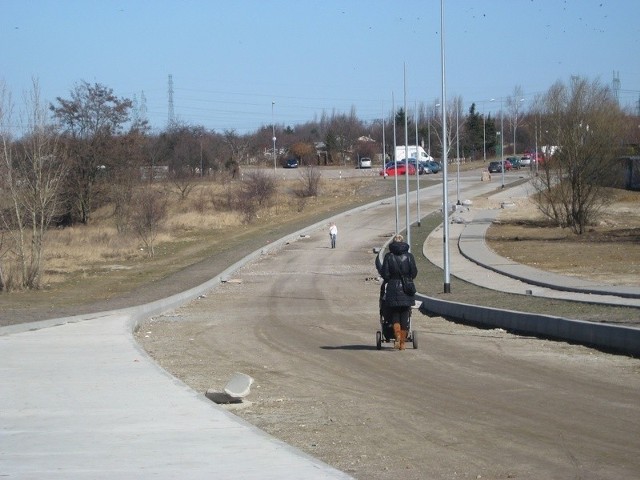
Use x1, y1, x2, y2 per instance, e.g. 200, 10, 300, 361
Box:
358, 157, 372, 169
519, 155, 532, 167
426, 160, 441, 173
282, 158, 299, 168
407, 158, 427, 174
507, 156, 522, 169
488, 160, 512, 173
380, 160, 416, 177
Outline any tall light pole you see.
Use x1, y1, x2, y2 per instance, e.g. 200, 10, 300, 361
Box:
455, 101, 460, 205
403, 63, 410, 248
392, 92, 399, 234
483, 107, 486, 163
382, 102, 386, 171
440, 0, 451, 293
500, 97, 505, 188
271, 101, 276, 172
415, 101, 421, 226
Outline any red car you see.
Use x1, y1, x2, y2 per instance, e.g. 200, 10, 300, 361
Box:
380, 161, 417, 177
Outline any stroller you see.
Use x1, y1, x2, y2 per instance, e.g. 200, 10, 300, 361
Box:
376, 282, 418, 350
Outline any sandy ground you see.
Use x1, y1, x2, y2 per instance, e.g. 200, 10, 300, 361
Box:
136, 185, 640, 480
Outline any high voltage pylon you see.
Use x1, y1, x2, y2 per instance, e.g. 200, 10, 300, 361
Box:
132, 91, 148, 126
168, 74, 175, 127
612, 70, 621, 104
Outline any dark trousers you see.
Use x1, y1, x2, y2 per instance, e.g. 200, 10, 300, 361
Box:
389, 306, 410, 330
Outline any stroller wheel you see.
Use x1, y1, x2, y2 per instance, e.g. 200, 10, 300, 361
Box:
411, 330, 418, 349
376, 331, 382, 350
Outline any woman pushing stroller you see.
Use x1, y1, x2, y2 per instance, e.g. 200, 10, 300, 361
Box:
377, 234, 418, 350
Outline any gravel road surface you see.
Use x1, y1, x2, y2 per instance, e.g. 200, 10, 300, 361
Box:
137, 180, 640, 480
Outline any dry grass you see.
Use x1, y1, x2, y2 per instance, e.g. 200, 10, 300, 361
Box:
486, 188, 640, 286
20, 175, 374, 289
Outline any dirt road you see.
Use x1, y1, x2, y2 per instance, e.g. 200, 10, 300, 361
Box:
137, 180, 640, 480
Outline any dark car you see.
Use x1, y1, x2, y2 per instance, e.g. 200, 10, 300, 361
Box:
407, 158, 427, 175
426, 160, 441, 173
282, 158, 299, 168
488, 161, 503, 173
506, 156, 521, 170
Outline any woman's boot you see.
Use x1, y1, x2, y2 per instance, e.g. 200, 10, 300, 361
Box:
393, 323, 401, 349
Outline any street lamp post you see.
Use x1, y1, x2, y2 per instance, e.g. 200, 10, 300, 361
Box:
403, 63, 410, 248
272, 101, 276, 172
392, 92, 399, 234
500, 98, 505, 188
440, 0, 451, 293
415, 101, 421, 226
483, 110, 486, 163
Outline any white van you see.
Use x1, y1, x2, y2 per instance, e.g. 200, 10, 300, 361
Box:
395, 145, 433, 162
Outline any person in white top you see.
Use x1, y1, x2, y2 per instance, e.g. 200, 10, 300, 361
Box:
329, 223, 337, 249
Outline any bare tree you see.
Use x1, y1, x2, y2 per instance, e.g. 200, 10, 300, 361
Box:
532, 76, 625, 234
235, 170, 276, 223
223, 129, 250, 166
0, 79, 67, 290
506, 85, 525, 154
131, 188, 167, 257
296, 165, 322, 198
429, 95, 464, 162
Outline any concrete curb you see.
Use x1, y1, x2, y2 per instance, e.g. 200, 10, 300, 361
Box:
417, 294, 640, 357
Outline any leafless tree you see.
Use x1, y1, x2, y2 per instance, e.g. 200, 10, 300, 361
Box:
0, 79, 67, 290
235, 170, 276, 223
532, 76, 625, 234
506, 85, 525, 154
296, 165, 322, 198
131, 188, 167, 257
429, 95, 464, 162
223, 129, 251, 166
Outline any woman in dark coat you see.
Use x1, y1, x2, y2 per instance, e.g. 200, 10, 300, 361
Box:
379, 234, 418, 350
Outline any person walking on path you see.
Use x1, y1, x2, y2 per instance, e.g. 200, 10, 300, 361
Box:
379, 234, 417, 350
329, 223, 338, 249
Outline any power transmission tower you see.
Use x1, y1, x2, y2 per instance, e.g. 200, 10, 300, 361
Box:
132, 91, 148, 127
168, 74, 175, 127
612, 70, 621, 104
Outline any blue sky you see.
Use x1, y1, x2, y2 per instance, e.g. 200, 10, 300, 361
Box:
2, 0, 639, 134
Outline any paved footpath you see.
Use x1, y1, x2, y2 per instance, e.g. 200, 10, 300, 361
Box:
426, 181, 640, 307
0, 310, 352, 479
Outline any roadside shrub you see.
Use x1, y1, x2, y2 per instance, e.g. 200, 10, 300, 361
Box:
295, 165, 322, 198
234, 171, 276, 223
131, 188, 168, 257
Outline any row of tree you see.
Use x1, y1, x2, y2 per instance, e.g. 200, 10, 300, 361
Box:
1, 76, 637, 290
